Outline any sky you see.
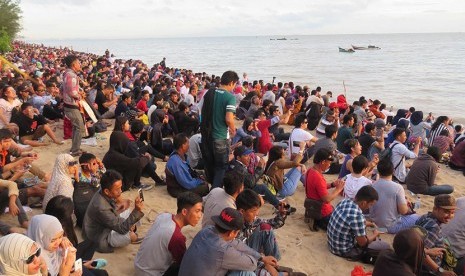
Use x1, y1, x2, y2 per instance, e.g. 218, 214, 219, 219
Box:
19, 0, 465, 40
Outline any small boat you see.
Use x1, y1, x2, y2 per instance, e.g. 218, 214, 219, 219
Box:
339, 47, 355, 53
276, 37, 287, 41
352, 45, 368, 50
352, 45, 381, 50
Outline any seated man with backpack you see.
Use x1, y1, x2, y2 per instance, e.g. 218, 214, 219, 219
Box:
387, 128, 421, 183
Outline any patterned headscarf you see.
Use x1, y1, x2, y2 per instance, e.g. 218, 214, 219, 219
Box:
0, 233, 41, 276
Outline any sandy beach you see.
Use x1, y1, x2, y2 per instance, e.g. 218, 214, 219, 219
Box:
1, 118, 463, 276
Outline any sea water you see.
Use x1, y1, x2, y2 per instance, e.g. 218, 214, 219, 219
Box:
33, 33, 465, 123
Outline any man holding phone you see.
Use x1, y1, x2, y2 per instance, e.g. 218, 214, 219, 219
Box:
82, 170, 145, 253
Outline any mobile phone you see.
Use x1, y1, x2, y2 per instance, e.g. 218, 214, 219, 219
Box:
74, 258, 82, 271
138, 188, 144, 202
377, 227, 388, 234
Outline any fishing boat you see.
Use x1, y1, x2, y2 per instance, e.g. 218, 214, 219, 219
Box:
339, 47, 355, 53
276, 37, 287, 41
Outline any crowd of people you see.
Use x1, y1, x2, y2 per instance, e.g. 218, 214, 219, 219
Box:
0, 41, 465, 276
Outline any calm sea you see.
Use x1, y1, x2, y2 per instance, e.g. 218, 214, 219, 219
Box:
32, 33, 465, 123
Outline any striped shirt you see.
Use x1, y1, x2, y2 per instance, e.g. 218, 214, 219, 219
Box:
428, 123, 448, 147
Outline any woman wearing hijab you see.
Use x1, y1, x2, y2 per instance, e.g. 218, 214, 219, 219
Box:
392, 109, 408, 126
27, 214, 78, 276
102, 131, 150, 191
373, 227, 425, 276
0, 233, 47, 276
429, 116, 450, 147
42, 154, 79, 212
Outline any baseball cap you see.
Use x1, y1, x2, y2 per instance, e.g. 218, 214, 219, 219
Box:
434, 194, 456, 210
234, 146, 253, 158
212, 207, 244, 231
374, 118, 386, 128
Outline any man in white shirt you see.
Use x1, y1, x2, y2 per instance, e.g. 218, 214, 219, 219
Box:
390, 128, 421, 183
180, 80, 190, 100
343, 155, 372, 199
134, 192, 203, 276
262, 84, 276, 103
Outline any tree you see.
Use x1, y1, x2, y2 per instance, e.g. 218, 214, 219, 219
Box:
0, 29, 12, 53
0, 0, 22, 40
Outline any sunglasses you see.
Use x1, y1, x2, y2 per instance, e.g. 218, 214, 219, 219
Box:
22, 247, 41, 264
68, 161, 78, 166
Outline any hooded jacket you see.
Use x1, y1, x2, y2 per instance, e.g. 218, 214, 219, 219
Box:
405, 153, 437, 194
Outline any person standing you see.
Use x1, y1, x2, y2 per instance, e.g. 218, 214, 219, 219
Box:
200, 71, 238, 188
62, 55, 86, 156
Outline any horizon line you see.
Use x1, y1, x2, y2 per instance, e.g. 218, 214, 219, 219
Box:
20, 31, 464, 41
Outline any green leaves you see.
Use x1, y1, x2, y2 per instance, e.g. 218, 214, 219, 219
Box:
0, 0, 22, 40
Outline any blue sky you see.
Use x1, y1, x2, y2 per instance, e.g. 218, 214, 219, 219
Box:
20, 0, 465, 39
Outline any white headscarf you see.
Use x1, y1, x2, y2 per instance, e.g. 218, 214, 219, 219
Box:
27, 214, 64, 276
42, 153, 76, 211
0, 233, 41, 276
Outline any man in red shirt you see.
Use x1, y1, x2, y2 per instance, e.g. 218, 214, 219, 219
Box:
136, 90, 150, 113
305, 148, 345, 230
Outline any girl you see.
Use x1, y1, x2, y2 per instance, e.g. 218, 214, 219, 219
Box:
264, 146, 306, 197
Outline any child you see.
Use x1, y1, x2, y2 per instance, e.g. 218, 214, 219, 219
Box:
136, 90, 150, 114
344, 155, 373, 199
73, 153, 105, 227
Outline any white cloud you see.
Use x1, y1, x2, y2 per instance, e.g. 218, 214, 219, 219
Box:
19, 0, 465, 39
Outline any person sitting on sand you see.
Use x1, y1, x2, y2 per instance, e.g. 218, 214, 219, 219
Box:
27, 214, 82, 276
390, 128, 421, 184
82, 170, 145, 253
369, 159, 420, 234
166, 133, 209, 198
0, 128, 47, 204
73, 153, 106, 227
0, 85, 21, 135
95, 84, 118, 119
179, 207, 279, 276
134, 192, 203, 276
327, 185, 390, 262
229, 146, 287, 211
42, 154, 78, 212
336, 115, 355, 152
343, 155, 373, 200
12, 103, 63, 146
305, 148, 345, 230
313, 125, 342, 174
449, 140, 465, 174
0, 233, 48, 276
432, 129, 455, 156
405, 146, 454, 196
0, 179, 29, 235
202, 170, 244, 228
442, 197, 465, 276
415, 194, 458, 276
255, 108, 292, 155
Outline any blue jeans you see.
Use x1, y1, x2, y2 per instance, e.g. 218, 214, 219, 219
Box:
212, 139, 230, 189
278, 167, 302, 197
247, 223, 281, 261
424, 184, 454, 196
253, 185, 280, 207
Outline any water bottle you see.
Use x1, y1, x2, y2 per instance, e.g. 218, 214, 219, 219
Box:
414, 196, 421, 210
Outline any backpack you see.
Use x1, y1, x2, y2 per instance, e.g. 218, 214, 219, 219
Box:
379, 142, 403, 170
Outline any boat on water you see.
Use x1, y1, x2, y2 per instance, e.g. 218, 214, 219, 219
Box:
276, 37, 287, 41
339, 47, 355, 53
352, 45, 381, 50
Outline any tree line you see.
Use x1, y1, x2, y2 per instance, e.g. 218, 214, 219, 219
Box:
0, 0, 22, 53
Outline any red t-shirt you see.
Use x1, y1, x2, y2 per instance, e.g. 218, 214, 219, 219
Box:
136, 99, 148, 112
305, 168, 333, 217
257, 119, 272, 154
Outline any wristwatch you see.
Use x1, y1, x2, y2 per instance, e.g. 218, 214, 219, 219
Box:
437, 266, 444, 274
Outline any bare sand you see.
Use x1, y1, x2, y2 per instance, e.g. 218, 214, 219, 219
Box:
1, 119, 464, 276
